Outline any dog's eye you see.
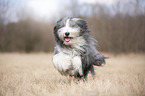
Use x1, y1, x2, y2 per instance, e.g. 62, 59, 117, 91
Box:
71, 24, 78, 28
58, 30, 61, 33
59, 25, 65, 29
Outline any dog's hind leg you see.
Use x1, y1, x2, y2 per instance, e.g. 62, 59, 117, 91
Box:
90, 65, 96, 80
83, 69, 89, 80
83, 65, 95, 80
90, 65, 95, 76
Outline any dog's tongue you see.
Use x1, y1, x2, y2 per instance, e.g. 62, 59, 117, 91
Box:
65, 37, 70, 42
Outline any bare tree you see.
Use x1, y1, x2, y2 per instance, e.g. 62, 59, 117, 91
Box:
0, 0, 9, 51
0, 0, 145, 53
0, 0, 9, 24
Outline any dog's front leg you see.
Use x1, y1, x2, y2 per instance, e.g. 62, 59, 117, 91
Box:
72, 56, 83, 76
53, 53, 72, 75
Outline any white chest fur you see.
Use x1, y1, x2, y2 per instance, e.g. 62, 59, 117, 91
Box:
53, 52, 83, 76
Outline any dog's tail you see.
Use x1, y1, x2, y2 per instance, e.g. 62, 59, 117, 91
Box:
94, 55, 109, 66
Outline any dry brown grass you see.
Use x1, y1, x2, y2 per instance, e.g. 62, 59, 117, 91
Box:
0, 53, 145, 96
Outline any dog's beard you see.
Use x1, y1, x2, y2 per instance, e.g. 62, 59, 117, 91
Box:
58, 30, 79, 46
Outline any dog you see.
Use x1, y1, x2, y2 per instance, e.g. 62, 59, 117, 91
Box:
53, 17, 106, 79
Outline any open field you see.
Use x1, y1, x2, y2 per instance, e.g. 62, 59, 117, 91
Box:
0, 53, 145, 96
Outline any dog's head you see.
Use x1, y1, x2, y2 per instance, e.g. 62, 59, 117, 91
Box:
54, 17, 90, 46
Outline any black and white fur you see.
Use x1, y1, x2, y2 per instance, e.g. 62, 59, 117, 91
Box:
53, 17, 106, 79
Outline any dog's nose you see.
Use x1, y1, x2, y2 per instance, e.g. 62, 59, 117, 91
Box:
65, 32, 70, 36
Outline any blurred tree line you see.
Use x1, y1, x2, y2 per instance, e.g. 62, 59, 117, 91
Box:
0, 0, 145, 53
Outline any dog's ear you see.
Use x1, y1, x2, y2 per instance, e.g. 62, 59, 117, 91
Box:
54, 17, 66, 33
76, 18, 90, 33
54, 19, 62, 32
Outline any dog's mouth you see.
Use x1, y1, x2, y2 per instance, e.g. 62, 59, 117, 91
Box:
64, 37, 73, 42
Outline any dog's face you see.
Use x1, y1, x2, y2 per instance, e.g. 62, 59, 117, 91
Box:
57, 18, 80, 45
54, 17, 89, 46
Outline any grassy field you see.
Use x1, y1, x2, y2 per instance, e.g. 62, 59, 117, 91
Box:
0, 53, 145, 96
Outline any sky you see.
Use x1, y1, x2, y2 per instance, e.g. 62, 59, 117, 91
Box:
27, 0, 115, 18
8, 0, 116, 22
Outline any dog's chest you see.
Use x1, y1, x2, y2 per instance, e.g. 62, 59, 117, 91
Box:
58, 45, 80, 57
53, 49, 82, 76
